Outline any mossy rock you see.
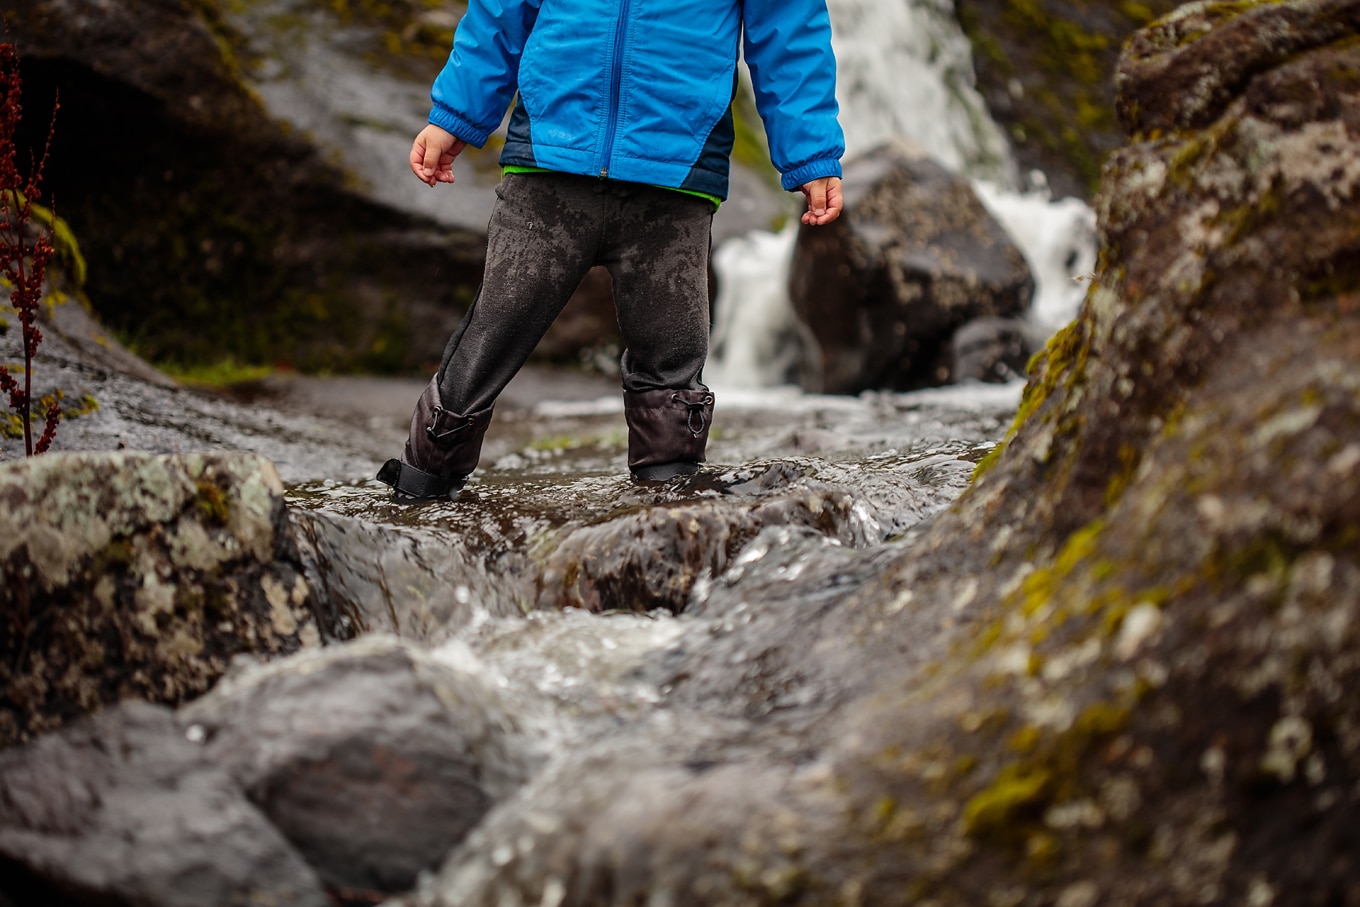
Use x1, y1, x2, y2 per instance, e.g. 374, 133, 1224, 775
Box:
955, 0, 1182, 198
0, 451, 332, 749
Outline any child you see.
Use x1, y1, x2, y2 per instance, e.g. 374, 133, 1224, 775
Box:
377, 0, 845, 503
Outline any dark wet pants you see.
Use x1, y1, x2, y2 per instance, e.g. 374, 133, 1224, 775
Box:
439, 172, 714, 411
388, 172, 717, 495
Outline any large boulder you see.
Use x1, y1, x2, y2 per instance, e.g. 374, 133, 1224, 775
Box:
0, 451, 326, 748
535, 461, 878, 614
788, 140, 1035, 393
404, 0, 1360, 903
0, 701, 328, 907
178, 636, 543, 898
4, 0, 485, 374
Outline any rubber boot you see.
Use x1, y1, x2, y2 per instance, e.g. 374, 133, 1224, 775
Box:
376, 376, 494, 503
624, 387, 715, 482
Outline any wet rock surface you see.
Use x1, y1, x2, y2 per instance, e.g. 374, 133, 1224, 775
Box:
179, 636, 543, 898
0, 701, 329, 907
1, 262, 1017, 905
789, 140, 1036, 393
287, 387, 1009, 638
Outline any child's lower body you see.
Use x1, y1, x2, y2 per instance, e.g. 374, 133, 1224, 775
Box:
378, 172, 717, 503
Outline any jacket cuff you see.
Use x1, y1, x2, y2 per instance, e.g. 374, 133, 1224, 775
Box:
781, 159, 843, 193
429, 104, 491, 148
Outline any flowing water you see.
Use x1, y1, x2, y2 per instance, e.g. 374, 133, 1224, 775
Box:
708, 0, 1097, 389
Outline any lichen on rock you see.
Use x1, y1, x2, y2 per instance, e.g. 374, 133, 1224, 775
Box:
0, 450, 329, 748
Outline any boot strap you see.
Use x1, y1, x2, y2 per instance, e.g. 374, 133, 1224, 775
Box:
673, 393, 715, 437
376, 458, 460, 499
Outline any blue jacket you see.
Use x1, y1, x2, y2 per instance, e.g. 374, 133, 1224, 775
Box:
428, 0, 845, 200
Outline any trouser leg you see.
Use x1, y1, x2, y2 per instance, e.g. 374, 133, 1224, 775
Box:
379, 174, 600, 500
438, 174, 601, 413
601, 185, 716, 479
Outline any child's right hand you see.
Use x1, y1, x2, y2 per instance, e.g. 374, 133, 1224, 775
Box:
799, 177, 843, 226
410, 125, 467, 187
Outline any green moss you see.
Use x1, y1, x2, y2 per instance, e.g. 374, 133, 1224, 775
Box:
3, 389, 99, 441
971, 317, 1093, 485
8, 190, 88, 289
156, 358, 273, 389
1016, 318, 1090, 431
1102, 443, 1142, 508
1008, 724, 1043, 753
1118, 0, 1159, 23
527, 434, 588, 453
962, 763, 1053, 838
963, 699, 1135, 845
59, 391, 99, 419
195, 480, 231, 526
969, 439, 1008, 482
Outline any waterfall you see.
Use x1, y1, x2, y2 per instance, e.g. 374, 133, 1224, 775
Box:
706, 0, 1097, 389
830, 0, 1015, 182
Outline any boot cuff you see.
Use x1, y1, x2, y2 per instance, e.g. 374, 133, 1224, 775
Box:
623, 387, 715, 471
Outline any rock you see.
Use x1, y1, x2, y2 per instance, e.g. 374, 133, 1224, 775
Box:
0, 700, 328, 907
290, 509, 532, 644
955, 0, 1182, 198
405, 1, 1360, 903
948, 315, 1035, 383
179, 636, 542, 898
5, 0, 486, 374
535, 461, 879, 614
0, 451, 327, 748
788, 140, 1035, 394
1114, 0, 1360, 136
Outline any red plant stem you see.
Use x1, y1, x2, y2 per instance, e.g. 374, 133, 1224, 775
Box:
8, 185, 34, 456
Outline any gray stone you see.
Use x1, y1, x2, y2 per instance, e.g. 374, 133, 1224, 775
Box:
179, 636, 543, 896
536, 461, 879, 615
0, 701, 327, 907
949, 315, 1036, 384
789, 140, 1035, 393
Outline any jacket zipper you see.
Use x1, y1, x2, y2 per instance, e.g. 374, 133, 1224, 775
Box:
600, 0, 630, 178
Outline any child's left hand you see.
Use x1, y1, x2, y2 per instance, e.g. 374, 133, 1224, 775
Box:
800, 177, 843, 226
